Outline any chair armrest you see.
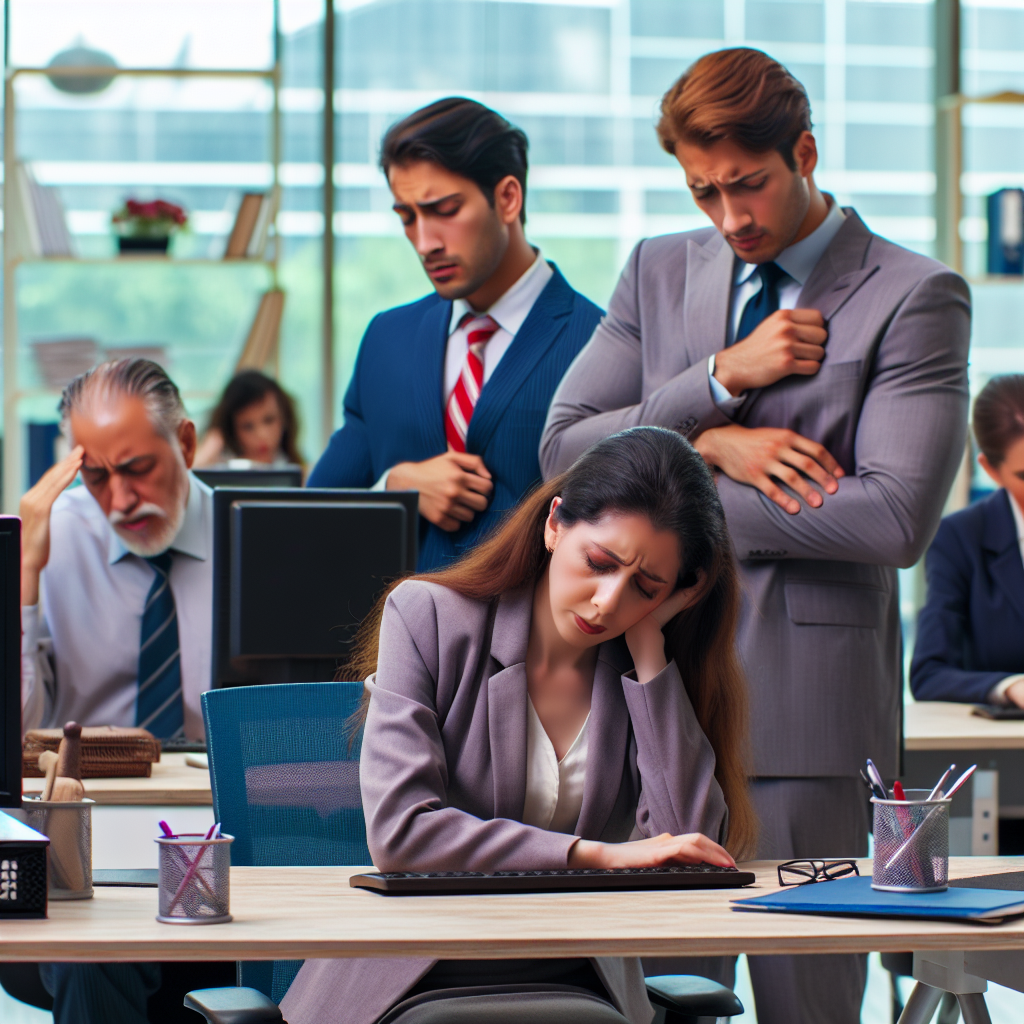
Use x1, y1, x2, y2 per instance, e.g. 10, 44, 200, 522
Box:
645, 975, 744, 1019
183, 986, 284, 1024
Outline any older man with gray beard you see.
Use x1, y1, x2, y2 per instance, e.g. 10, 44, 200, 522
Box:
21, 358, 213, 741
16, 359, 226, 1023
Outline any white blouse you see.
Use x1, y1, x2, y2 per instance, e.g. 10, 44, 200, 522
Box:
521, 697, 590, 834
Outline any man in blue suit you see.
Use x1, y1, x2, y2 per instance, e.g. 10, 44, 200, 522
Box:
308, 98, 603, 569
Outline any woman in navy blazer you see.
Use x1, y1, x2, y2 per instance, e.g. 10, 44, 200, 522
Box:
281, 428, 756, 1024
911, 375, 1024, 704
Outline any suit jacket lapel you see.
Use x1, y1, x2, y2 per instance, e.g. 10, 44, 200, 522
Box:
797, 210, 880, 321
682, 234, 734, 364
412, 298, 452, 455
466, 265, 575, 455
487, 588, 533, 820
984, 491, 1024, 622
576, 642, 632, 839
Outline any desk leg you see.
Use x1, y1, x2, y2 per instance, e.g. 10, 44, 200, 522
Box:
971, 769, 998, 856
957, 992, 993, 1024
896, 982, 942, 1024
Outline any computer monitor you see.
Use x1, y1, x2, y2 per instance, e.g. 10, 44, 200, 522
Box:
212, 488, 418, 688
0, 518, 22, 809
193, 465, 303, 490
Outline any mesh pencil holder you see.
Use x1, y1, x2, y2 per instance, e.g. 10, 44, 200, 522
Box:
15, 797, 94, 900
872, 789, 950, 893
156, 833, 233, 924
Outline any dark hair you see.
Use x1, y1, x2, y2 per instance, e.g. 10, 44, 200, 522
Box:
380, 97, 529, 224
657, 48, 812, 171
346, 427, 756, 858
208, 370, 303, 467
60, 358, 186, 438
973, 375, 1024, 468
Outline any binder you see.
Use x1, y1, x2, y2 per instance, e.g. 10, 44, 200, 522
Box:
732, 875, 1024, 923
987, 188, 1024, 275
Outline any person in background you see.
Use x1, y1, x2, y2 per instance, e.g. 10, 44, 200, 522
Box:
912, 375, 1024, 705
194, 368, 304, 469
540, 48, 970, 1024
19, 358, 225, 1023
307, 97, 603, 571
281, 427, 755, 1024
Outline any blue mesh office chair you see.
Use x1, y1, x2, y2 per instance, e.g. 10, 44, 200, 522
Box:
185, 682, 742, 1024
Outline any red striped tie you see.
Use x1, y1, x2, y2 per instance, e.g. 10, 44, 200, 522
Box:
445, 314, 499, 453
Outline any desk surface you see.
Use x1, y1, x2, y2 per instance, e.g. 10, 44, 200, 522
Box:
905, 701, 1024, 751
21, 753, 212, 806
7, 859, 1024, 963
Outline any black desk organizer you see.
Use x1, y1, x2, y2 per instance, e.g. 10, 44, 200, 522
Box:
0, 810, 49, 917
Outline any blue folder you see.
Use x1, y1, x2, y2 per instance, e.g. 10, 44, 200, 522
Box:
733, 876, 1024, 923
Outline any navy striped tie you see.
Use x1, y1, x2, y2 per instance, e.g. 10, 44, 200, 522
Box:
136, 552, 184, 738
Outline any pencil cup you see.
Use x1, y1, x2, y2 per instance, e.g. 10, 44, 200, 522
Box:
156, 833, 233, 924
12, 797, 94, 900
871, 789, 950, 893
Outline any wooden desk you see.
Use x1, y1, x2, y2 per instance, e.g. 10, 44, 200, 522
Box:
5, 859, 1024, 964
903, 701, 1024, 857
905, 701, 1024, 752
22, 753, 212, 807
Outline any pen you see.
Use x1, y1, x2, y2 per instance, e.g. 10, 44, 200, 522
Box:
926, 764, 956, 801
865, 759, 887, 801
943, 765, 977, 800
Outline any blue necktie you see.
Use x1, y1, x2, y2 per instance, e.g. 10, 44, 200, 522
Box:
136, 552, 184, 738
735, 261, 789, 342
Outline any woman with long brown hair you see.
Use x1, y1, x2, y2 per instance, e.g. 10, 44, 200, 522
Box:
281, 425, 754, 1024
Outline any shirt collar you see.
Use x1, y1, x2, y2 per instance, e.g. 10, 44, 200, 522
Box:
108, 471, 210, 565
734, 195, 846, 288
449, 248, 551, 338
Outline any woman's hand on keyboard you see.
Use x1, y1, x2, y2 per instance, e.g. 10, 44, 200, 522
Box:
568, 832, 735, 870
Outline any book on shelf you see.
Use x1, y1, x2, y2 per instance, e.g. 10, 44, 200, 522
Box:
224, 190, 277, 260
236, 289, 285, 371
32, 338, 100, 390
10, 162, 74, 260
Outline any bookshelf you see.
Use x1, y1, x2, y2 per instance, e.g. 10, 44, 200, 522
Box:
2, 50, 284, 512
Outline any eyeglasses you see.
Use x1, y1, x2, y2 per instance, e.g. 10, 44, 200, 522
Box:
777, 859, 860, 887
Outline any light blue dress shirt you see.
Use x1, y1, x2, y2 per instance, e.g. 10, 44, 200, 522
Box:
709, 197, 847, 412
21, 473, 214, 739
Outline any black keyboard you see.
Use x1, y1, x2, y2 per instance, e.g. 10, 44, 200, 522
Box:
160, 737, 207, 754
350, 864, 756, 895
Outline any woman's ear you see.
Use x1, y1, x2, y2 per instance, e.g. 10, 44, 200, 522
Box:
543, 496, 563, 554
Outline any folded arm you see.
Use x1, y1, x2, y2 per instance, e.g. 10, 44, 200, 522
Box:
540, 242, 730, 479
718, 271, 970, 567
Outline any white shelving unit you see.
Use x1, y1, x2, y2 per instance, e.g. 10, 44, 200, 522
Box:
2, 53, 283, 512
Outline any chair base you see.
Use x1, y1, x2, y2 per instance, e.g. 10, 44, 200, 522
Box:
183, 986, 283, 1024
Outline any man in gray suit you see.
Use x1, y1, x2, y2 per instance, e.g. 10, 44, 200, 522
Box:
540, 48, 970, 1024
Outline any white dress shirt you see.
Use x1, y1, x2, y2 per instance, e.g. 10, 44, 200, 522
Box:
989, 492, 1024, 705
21, 472, 214, 739
373, 250, 553, 490
521, 697, 589, 834
709, 197, 848, 411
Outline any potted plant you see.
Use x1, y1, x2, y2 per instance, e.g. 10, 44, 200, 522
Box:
112, 199, 187, 254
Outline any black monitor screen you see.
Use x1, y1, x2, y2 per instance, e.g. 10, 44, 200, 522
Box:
230, 501, 408, 658
212, 488, 418, 687
0, 518, 22, 808
194, 466, 303, 490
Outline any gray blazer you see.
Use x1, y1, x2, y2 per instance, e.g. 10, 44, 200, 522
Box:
540, 211, 971, 778
280, 579, 727, 1024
